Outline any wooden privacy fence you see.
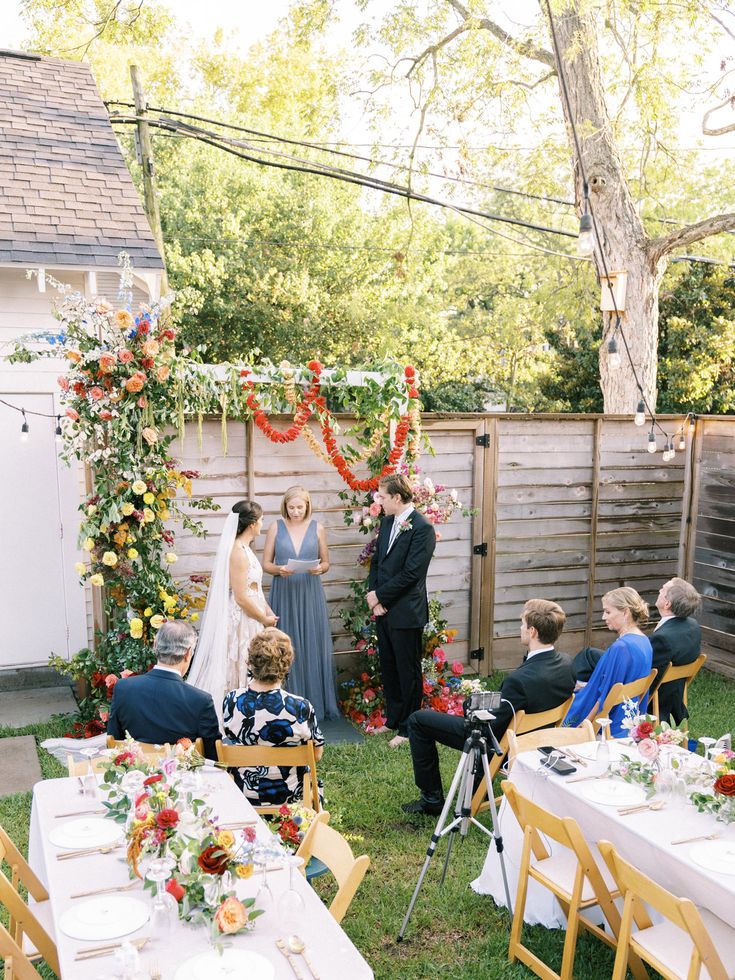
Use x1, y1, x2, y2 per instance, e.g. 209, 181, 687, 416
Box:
158, 410, 735, 681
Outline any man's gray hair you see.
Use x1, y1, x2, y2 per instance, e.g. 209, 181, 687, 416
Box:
154, 620, 197, 665
666, 578, 701, 619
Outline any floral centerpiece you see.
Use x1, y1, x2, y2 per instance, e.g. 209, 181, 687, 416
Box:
620, 705, 688, 764
690, 749, 735, 824
271, 803, 316, 851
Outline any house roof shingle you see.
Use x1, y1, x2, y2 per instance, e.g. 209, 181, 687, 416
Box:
0, 50, 164, 269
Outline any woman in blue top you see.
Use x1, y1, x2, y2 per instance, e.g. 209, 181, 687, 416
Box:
565, 587, 652, 737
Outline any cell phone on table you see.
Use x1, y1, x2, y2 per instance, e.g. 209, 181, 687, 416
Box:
537, 747, 576, 776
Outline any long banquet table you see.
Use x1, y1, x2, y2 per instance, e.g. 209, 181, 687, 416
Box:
29, 769, 374, 979
471, 741, 735, 930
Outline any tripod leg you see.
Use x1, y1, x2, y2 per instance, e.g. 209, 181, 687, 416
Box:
479, 748, 514, 914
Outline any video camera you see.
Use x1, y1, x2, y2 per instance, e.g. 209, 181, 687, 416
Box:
462, 690, 502, 726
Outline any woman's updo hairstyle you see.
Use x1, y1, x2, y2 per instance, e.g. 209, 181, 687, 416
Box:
603, 586, 649, 626
248, 628, 294, 682
232, 500, 263, 535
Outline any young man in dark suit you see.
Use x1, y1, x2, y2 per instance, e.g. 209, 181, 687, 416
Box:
403, 599, 575, 815
650, 578, 702, 725
367, 473, 437, 748
107, 620, 221, 759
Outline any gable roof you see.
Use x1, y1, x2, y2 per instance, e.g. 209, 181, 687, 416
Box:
0, 50, 164, 270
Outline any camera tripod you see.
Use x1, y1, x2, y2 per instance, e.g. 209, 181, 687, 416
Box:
397, 723, 513, 941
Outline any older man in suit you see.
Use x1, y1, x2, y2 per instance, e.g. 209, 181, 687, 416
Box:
650, 578, 702, 725
107, 620, 221, 759
367, 473, 437, 748
403, 599, 576, 815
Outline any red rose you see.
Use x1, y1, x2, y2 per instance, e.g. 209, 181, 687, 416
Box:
198, 844, 229, 876
714, 773, 735, 796
166, 877, 185, 902
143, 773, 163, 787
636, 721, 655, 739
114, 751, 135, 766
404, 365, 416, 379
156, 808, 180, 829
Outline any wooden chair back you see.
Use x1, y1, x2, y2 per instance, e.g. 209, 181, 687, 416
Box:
0, 843, 59, 978
106, 736, 205, 757
470, 696, 574, 816
0, 922, 42, 980
0, 823, 48, 949
66, 753, 110, 776
650, 654, 707, 723
503, 784, 647, 980
295, 812, 370, 924
598, 840, 731, 980
215, 740, 320, 812
507, 719, 595, 770
596, 671, 657, 734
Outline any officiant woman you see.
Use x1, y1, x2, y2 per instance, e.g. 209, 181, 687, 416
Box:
264, 486, 340, 721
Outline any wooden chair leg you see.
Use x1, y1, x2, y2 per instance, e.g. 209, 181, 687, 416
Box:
559, 876, 584, 980
508, 829, 532, 964
612, 893, 635, 980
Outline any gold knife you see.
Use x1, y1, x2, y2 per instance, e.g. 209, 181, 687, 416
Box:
74, 937, 149, 961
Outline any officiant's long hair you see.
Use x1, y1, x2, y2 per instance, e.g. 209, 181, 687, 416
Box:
280, 485, 312, 520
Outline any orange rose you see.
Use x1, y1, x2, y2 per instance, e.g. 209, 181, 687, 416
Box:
214, 896, 248, 935
98, 352, 117, 373
125, 372, 146, 394
142, 339, 160, 357
115, 310, 134, 329
142, 427, 158, 446
156, 365, 170, 382
67, 350, 82, 364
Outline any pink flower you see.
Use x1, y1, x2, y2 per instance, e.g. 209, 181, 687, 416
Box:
243, 826, 256, 843
369, 502, 382, 517
118, 349, 134, 364
89, 386, 104, 401
451, 661, 464, 676
363, 689, 375, 701
162, 757, 177, 778
638, 738, 660, 762
433, 648, 446, 665
98, 709, 109, 723
99, 409, 113, 421
65, 408, 79, 421
104, 673, 119, 689
121, 669, 134, 678
355, 639, 366, 652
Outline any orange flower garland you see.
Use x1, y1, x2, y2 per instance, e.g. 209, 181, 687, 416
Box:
240, 360, 324, 443
321, 411, 411, 491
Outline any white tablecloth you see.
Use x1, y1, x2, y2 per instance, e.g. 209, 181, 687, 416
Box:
30, 771, 373, 979
471, 742, 735, 929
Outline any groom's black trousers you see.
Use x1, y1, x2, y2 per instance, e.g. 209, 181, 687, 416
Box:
375, 618, 423, 736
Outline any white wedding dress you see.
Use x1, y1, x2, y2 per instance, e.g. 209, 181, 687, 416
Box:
225, 543, 266, 691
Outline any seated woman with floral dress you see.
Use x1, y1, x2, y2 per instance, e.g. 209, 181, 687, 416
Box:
222, 628, 324, 806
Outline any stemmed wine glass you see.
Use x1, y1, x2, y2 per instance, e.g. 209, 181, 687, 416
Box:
146, 856, 179, 941
276, 855, 305, 936
79, 746, 99, 799
254, 840, 279, 925
595, 717, 612, 771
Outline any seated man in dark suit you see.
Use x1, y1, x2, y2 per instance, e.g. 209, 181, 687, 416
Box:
107, 620, 221, 759
650, 578, 702, 725
402, 599, 576, 815
573, 578, 702, 726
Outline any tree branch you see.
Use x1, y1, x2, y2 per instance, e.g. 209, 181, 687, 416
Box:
649, 212, 735, 262
404, 23, 470, 78
702, 96, 735, 136
446, 0, 556, 68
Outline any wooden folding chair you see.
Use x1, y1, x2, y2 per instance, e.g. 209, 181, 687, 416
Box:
295, 811, 370, 924
66, 753, 110, 776
502, 783, 647, 980
215, 740, 321, 813
507, 720, 595, 771
106, 735, 205, 757
650, 654, 707, 727
0, 823, 49, 955
594, 670, 657, 734
0, 841, 59, 977
0, 921, 44, 980
471, 697, 574, 817
599, 840, 735, 980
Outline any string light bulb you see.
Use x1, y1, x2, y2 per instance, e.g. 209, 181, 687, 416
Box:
577, 210, 594, 256
607, 336, 621, 369
634, 400, 646, 426
55, 415, 63, 444
662, 440, 675, 462
689, 415, 696, 433
647, 431, 657, 454
678, 432, 686, 451
20, 410, 29, 443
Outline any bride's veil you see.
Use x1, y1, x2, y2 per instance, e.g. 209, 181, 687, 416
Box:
186, 509, 239, 721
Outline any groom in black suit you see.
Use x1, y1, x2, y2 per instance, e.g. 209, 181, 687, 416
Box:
403, 599, 576, 814
107, 620, 221, 759
367, 473, 436, 748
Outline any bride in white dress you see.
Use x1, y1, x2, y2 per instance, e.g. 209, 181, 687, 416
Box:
188, 500, 278, 717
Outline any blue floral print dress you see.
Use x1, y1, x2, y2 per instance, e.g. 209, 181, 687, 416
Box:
222, 686, 324, 805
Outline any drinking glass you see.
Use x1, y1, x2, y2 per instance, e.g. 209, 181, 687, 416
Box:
595, 717, 612, 770
79, 747, 99, 799
146, 856, 179, 942
254, 842, 277, 925
276, 856, 305, 936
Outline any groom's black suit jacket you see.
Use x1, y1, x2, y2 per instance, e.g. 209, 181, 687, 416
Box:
107, 666, 221, 759
368, 508, 436, 629
650, 616, 701, 725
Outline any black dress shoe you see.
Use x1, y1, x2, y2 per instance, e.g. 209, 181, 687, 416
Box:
401, 797, 445, 816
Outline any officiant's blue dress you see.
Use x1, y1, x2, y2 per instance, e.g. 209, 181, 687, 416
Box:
269, 519, 340, 721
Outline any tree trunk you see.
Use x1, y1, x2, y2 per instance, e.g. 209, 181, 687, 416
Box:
552, 4, 660, 413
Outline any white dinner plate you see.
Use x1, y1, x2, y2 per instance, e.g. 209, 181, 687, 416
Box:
689, 840, 735, 876
580, 780, 647, 807
58, 896, 149, 941
174, 948, 276, 980
48, 817, 121, 850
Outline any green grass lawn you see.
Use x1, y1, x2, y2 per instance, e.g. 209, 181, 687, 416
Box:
2, 668, 734, 980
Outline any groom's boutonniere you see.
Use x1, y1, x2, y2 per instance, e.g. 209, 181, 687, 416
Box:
396, 517, 413, 536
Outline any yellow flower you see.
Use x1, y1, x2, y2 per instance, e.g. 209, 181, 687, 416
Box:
114, 310, 134, 329
144, 607, 153, 617
121, 502, 135, 516
234, 863, 253, 880
89, 573, 104, 587
217, 830, 235, 849
87, 504, 97, 516
132, 480, 147, 495
100, 524, 109, 534
190, 612, 199, 622
143, 508, 155, 523
74, 562, 86, 575
165, 552, 178, 564
143, 492, 155, 505
150, 614, 165, 629
102, 551, 118, 567
83, 537, 95, 552
129, 618, 144, 639
159, 509, 170, 521
127, 548, 139, 560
